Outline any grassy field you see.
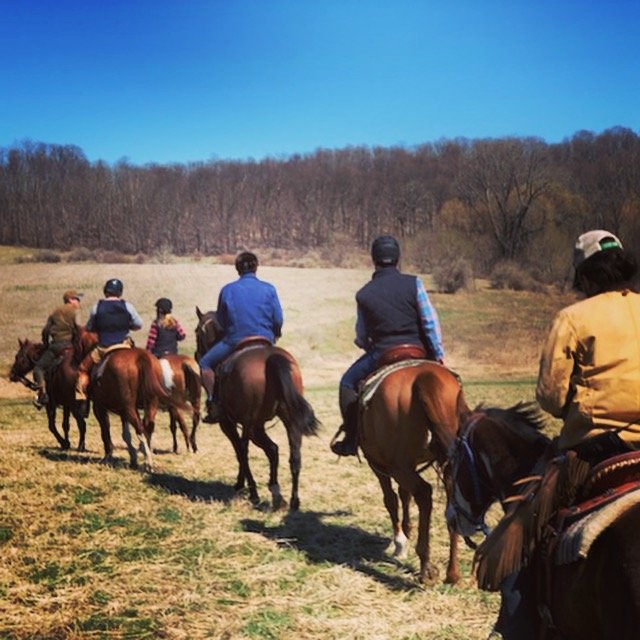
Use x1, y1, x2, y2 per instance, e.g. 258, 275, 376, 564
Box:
0, 255, 573, 639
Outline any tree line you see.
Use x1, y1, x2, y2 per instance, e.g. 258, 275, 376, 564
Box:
1, 127, 638, 284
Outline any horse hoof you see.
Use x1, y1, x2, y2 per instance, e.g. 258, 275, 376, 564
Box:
272, 496, 288, 511
419, 564, 439, 585
289, 498, 300, 512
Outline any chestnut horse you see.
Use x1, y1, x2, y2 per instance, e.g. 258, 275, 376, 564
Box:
155, 354, 202, 453
90, 347, 169, 472
357, 360, 470, 584
9, 332, 96, 451
446, 403, 640, 640
195, 308, 319, 510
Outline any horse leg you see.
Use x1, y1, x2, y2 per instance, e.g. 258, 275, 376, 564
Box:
372, 468, 408, 559
61, 406, 72, 450
72, 406, 87, 452
46, 403, 68, 449
168, 408, 179, 453
173, 407, 191, 454
441, 466, 461, 584
94, 404, 114, 463
399, 470, 438, 585
189, 406, 200, 453
250, 424, 285, 510
219, 418, 256, 500
285, 427, 302, 512
122, 409, 153, 472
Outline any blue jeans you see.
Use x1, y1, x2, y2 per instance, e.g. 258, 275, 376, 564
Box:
199, 340, 234, 373
340, 351, 378, 392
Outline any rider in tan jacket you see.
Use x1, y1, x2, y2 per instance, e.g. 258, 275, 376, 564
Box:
536, 229, 640, 453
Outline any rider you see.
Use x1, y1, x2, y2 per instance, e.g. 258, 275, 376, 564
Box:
75, 278, 143, 403
145, 297, 186, 357
330, 235, 446, 456
32, 289, 83, 409
491, 229, 640, 640
536, 229, 640, 460
200, 251, 283, 423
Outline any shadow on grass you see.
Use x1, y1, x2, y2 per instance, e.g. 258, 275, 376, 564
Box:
146, 472, 238, 504
39, 447, 133, 469
241, 510, 421, 592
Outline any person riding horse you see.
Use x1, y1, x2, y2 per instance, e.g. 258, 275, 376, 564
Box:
199, 251, 284, 423
145, 297, 186, 357
75, 278, 143, 407
331, 235, 445, 457
32, 289, 83, 409
491, 229, 640, 640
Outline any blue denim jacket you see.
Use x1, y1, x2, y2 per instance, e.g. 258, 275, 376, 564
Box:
216, 273, 283, 345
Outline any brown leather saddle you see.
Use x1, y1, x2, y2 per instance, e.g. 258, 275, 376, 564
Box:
375, 343, 427, 368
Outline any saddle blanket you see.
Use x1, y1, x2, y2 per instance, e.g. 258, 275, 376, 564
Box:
555, 485, 640, 565
159, 358, 175, 390
360, 359, 433, 408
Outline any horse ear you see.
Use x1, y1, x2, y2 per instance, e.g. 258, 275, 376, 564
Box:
18, 338, 24, 347
196, 306, 203, 320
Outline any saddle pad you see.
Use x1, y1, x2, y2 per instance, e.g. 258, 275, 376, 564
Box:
159, 358, 175, 390
360, 359, 428, 407
555, 485, 640, 565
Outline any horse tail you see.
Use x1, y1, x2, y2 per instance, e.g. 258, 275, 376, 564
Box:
266, 353, 319, 437
181, 357, 202, 409
139, 351, 171, 401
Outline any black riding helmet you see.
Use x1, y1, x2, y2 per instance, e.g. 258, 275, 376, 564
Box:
371, 235, 400, 266
235, 251, 259, 275
103, 278, 124, 297
155, 297, 172, 314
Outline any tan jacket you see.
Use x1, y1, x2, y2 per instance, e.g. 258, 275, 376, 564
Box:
43, 303, 79, 345
536, 290, 640, 449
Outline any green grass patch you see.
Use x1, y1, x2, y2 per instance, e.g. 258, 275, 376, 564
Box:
243, 608, 293, 639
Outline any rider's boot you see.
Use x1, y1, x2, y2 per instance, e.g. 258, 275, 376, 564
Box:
201, 369, 221, 423
330, 386, 359, 456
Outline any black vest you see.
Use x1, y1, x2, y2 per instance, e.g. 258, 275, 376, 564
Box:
356, 267, 425, 351
152, 323, 179, 357
94, 299, 131, 346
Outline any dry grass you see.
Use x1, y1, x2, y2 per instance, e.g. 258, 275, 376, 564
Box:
0, 257, 573, 639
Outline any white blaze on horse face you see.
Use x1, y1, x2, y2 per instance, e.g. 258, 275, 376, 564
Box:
159, 358, 175, 390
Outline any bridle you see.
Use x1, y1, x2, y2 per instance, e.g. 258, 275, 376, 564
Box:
195, 314, 219, 361
10, 346, 41, 391
449, 414, 492, 547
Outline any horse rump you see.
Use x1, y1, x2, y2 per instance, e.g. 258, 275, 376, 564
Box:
265, 353, 319, 437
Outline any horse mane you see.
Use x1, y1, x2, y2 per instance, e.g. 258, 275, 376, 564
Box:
477, 401, 551, 447
474, 448, 590, 591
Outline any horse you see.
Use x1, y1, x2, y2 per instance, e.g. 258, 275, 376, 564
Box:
89, 347, 169, 472
445, 403, 640, 640
355, 356, 470, 584
195, 307, 319, 511
9, 333, 95, 451
154, 354, 202, 453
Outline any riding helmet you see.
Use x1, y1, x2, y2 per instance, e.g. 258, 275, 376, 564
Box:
155, 297, 172, 313
103, 278, 124, 297
235, 251, 259, 275
371, 235, 400, 266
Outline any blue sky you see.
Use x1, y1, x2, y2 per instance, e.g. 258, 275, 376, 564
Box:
1, 0, 639, 166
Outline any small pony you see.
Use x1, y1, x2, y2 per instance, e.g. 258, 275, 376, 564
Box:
195, 307, 319, 510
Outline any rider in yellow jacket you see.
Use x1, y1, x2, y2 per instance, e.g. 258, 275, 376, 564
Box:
536, 229, 640, 455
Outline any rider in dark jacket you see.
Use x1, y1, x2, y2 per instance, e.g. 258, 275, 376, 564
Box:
331, 235, 445, 456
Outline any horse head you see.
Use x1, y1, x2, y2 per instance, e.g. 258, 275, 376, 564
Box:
445, 402, 550, 541
194, 307, 223, 361
9, 338, 43, 386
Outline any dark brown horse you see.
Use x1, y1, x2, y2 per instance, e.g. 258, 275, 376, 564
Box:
446, 404, 640, 639
195, 307, 319, 510
155, 354, 202, 453
9, 334, 94, 451
357, 360, 470, 584
90, 347, 169, 472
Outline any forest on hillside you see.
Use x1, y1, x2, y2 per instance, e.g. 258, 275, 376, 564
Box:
1, 127, 639, 285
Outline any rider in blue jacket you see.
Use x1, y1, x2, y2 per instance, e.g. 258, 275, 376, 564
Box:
200, 252, 283, 423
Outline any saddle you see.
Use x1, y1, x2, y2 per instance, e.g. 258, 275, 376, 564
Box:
215, 336, 272, 379
376, 344, 427, 367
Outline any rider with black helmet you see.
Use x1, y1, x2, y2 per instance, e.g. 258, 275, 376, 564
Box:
330, 235, 445, 456
146, 297, 186, 357
75, 278, 143, 404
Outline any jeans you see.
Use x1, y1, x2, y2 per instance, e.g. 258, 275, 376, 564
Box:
199, 340, 234, 373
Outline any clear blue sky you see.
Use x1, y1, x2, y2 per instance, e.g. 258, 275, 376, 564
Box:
1, 0, 639, 166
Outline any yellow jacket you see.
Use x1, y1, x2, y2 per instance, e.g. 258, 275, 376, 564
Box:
536, 290, 640, 449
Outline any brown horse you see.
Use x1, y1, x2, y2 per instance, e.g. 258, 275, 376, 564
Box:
357, 360, 470, 584
446, 404, 640, 639
195, 307, 319, 510
9, 336, 92, 451
90, 347, 169, 471
154, 354, 202, 453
